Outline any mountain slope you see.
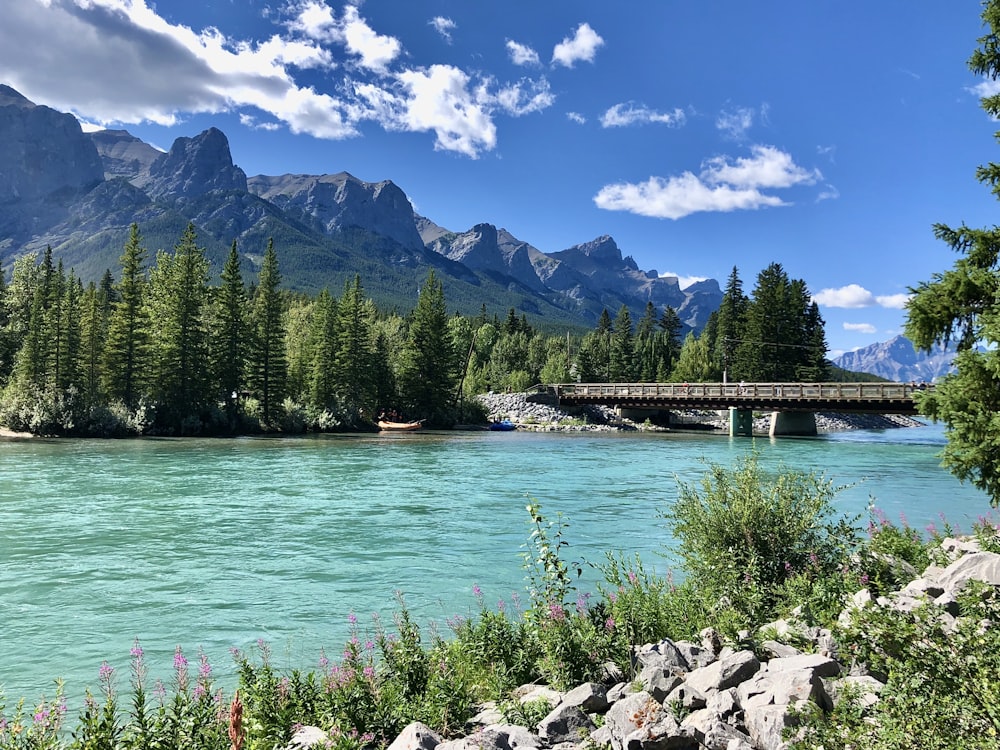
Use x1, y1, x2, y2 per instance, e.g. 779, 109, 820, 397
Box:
832, 335, 960, 382
0, 84, 721, 331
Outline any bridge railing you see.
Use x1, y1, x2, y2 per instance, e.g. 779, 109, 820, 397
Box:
549, 382, 927, 400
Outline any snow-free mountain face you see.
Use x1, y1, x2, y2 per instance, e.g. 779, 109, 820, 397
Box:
832, 334, 960, 382
0, 84, 721, 331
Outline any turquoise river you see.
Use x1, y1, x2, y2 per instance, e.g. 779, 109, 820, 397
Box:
0, 422, 992, 706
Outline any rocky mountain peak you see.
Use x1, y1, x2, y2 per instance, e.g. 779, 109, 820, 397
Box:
147, 127, 248, 200
0, 84, 104, 203
832, 334, 960, 382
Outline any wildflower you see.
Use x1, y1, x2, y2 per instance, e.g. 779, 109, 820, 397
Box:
604, 617, 615, 631
548, 603, 566, 622
472, 583, 482, 598
99, 661, 114, 681
130, 640, 144, 659
199, 652, 212, 680
364, 640, 374, 651
174, 648, 189, 671
497, 598, 506, 612
860, 573, 870, 585
363, 665, 375, 679
347, 612, 358, 625
319, 652, 330, 670
783, 561, 793, 573
608, 591, 617, 603
627, 570, 638, 585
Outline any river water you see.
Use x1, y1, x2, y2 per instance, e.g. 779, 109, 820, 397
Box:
0, 422, 991, 705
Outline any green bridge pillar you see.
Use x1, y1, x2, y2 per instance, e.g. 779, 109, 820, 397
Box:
729, 408, 753, 437
769, 411, 817, 437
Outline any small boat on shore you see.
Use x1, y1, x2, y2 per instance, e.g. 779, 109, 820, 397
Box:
378, 419, 424, 431
489, 419, 517, 431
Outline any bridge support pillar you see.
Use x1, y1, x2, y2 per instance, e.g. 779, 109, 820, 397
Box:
769, 411, 817, 437
729, 408, 753, 437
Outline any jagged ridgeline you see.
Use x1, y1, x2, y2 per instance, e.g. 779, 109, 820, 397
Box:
0, 83, 721, 332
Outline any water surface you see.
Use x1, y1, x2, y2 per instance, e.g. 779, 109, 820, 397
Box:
0, 423, 989, 703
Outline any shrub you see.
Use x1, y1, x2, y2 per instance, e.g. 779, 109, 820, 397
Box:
662, 452, 859, 629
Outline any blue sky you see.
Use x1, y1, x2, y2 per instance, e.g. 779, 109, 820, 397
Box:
0, 1, 997, 355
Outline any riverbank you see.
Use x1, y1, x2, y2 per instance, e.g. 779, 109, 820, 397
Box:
477, 391, 925, 433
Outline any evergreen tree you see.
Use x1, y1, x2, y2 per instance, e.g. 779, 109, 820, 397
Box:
658, 306, 684, 378
103, 224, 149, 408
904, 0, 1000, 506
1, 254, 39, 386
212, 241, 247, 417
146, 223, 212, 429
738, 263, 813, 381
79, 282, 109, 403
609, 304, 636, 381
308, 289, 338, 410
397, 270, 456, 423
333, 275, 376, 419
54, 270, 82, 392
248, 239, 287, 425
714, 266, 748, 380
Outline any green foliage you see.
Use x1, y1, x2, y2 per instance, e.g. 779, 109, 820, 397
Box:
662, 452, 859, 629
795, 588, 1000, 749
904, 0, 1000, 507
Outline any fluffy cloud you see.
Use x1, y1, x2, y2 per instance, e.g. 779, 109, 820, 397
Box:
507, 39, 540, 66
660, 272, 707, 289
594, 145, 817, 219
0, 0, 557, 158
843, 322, 877, 334
551, 23, 604, 67
600, 103, 685, 128
813, 285, 911, 309
429, 16, 456, 44
566, 111, 586, 124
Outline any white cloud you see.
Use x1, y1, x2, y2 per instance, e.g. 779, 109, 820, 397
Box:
0, 0, 559, 158
812, 285, 911, 310
600, 102, 685, 128
716, 107, 753, 139
844, 322, 877, 334
701, 145, 820, 189
551, 22, 604, 68
394, 65, 497, 157
813, 284, 875, 308
491, 78, 555, 116
566, 111, 586, 124
970, 78, 1000, 98
876, 293, 911, 309
507, 39, 540, 67
594, 145, 817, 219
429, 16, 456, 44
340, 5, 401, 73
816, 184, 840, 202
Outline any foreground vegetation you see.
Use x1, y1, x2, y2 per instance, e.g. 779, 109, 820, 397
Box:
2, 455, 998, 750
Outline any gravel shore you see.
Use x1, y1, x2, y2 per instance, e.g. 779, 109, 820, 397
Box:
476, 391, 925, 434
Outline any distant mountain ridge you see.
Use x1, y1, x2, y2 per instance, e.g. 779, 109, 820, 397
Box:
832, 334, 961, 382
0, 83, 720, 331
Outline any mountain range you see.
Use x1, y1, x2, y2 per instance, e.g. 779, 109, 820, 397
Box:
0, 83, 721, 332
831, 335, 961, 382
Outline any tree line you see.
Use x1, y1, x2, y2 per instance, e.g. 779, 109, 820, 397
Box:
0, 223, 829, 436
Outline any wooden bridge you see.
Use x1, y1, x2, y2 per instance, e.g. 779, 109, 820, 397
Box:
531, 382, 927, 436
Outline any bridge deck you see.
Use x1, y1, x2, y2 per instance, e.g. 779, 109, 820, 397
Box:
544, 382, 925, 414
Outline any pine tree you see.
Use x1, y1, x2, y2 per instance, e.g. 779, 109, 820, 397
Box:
309, 288, 338, 410
79, 282, 109, 403
212, 240, 247, 417
714, 266, 748, 380
609, 304, 636, 381
397, 270, 456, 423
333, 275, 376, 420
658, 306, 684, 378
103, 224, 149, 408
248, 239, 287, 426
54, 270, 82, 391
146, 223, 212, 430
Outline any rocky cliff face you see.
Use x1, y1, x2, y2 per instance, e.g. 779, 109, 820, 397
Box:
248, 172, 425, 253
832, 334, 959, 382
147, 127, 248, 200
0, 84, 103, 203
88, 129, 161, 186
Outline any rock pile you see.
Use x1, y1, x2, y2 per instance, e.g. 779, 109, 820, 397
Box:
286, 537, 1000, 750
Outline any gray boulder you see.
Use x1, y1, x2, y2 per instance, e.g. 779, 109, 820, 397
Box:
685, 651, 760, 695
387, 722, 443, 750
538, 703, 596, 745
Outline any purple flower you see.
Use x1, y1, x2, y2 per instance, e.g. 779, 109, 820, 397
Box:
347, 612, 358, 625
604, 617, 615, 631
497, 598, 506, 612
627, 571, 638, 585
319, 652, 330, 670
548, 603, 566, 622
130, 640, 144, 659
364, 640, 374, 651
174, 648, 188, 671
363, 665, 375, 679
198, 653, 212, 680
98, 662, 114, 681
472, 584, 482, 598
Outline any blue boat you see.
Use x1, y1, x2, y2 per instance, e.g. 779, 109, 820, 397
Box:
489, 419, 517, 431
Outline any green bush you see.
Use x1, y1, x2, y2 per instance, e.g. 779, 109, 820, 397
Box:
662, 452, 859, 630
